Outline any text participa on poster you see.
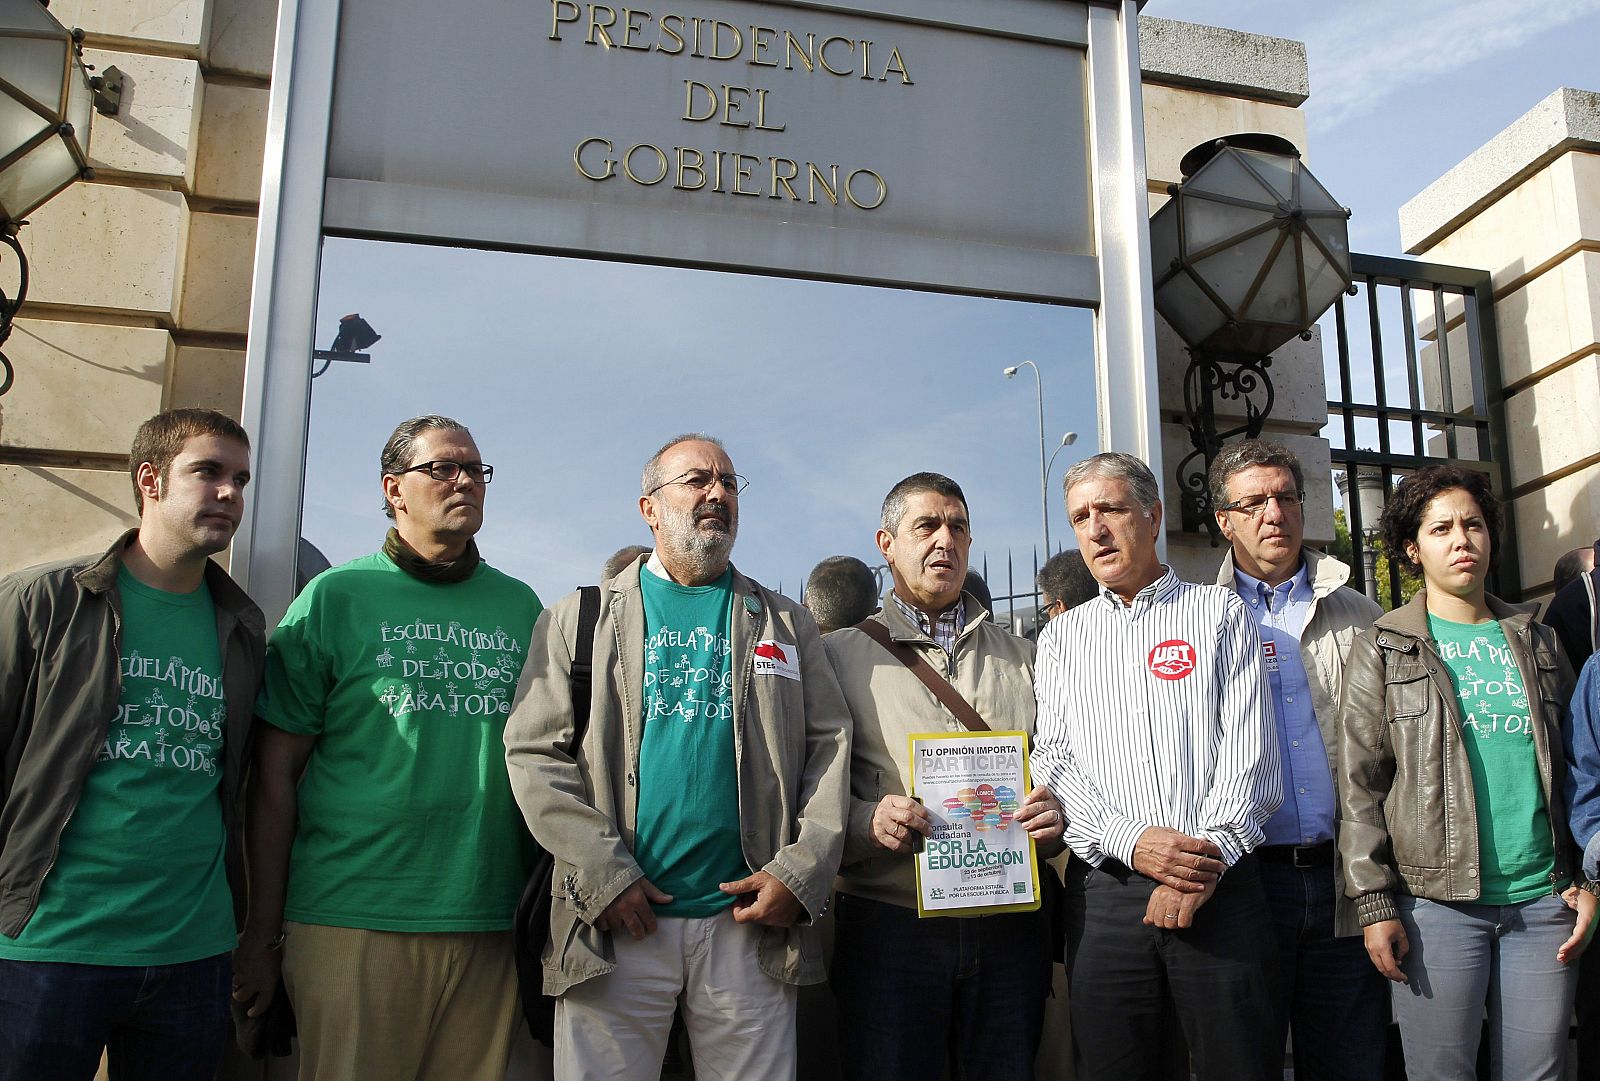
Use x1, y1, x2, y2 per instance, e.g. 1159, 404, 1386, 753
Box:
909, 731, 1040, 918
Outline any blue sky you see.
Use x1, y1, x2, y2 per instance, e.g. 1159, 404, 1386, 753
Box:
1144, 0, 1600, 254
303, 2, 1599, 607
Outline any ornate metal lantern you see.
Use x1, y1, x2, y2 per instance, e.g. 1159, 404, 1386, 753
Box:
1148, 133, 1353, 536
0, 0, 99, 396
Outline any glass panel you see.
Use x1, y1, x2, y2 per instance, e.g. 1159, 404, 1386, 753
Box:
1183, 149, 1269, 201
1181, 194, 1269, 254
0, 90, 49, 161
303, 239, 1101, 636
1191, 225, 1279, 313
1147, 198, 1179, 281
0, 32, 68, 116
1154, 267, 1227, 347
63, 56, 91, 153
1243, 238, 1302, 325
1301, 244, 1349, 325
0, 130, 74, 218
1295, 165, 1344, 215
1237, 148, 1295, 201
0, 0, 71, 35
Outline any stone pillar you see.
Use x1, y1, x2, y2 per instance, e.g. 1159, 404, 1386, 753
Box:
1399, 88, 1600, 604
0, 0, 277, 574
1137, 18, 1331, 583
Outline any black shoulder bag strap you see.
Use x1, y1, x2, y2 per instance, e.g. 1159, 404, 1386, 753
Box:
570, 585, 601, 739
517, 584, 601, 1046
853, 617, 990, 732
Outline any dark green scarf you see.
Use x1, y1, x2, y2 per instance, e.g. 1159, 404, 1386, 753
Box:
383, 528, 481, 584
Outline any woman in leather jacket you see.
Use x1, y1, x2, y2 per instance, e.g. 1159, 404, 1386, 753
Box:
1338, 465, 1595, 1081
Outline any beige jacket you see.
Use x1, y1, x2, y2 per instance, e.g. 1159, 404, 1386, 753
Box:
1216, 548, 1381, 935
824, 591, 1036, 910
503, 560, 852, 993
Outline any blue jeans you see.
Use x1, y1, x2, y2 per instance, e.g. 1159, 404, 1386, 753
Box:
0, 953, 231, 1081
1258, 859, 1387, 1081
831, 893, 1051, 1081
1391, 893, 1579, 1081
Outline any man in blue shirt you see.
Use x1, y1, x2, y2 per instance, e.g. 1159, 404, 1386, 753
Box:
1210, 440, 1387, 1081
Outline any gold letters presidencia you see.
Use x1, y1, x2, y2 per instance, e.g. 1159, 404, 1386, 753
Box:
551, 1, 910, 210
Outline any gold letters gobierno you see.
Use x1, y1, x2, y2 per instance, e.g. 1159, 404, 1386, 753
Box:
573, 139, 887, 209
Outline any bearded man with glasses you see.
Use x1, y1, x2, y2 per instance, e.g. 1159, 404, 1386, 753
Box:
235, 415, 542, 1081
505, 433, 851, 1081
1208, 439, 1386, 1081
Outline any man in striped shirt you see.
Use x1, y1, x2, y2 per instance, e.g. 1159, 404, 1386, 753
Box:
1032, 452, 1282, 1081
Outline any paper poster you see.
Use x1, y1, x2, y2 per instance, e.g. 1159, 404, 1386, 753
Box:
909, 730, 1041, 917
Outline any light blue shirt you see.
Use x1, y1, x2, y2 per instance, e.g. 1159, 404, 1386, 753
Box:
1234, 563, 1336, 847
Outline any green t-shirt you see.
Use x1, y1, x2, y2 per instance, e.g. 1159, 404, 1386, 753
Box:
1429, 614, 1561, 903
635, 566, 745, 917
0, 567, 234, 965
257, 553, 542, 931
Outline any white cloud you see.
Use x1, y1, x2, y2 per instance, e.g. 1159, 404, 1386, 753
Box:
1305, 0, 1600, 128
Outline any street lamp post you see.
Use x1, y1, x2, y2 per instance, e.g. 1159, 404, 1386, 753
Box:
1003, 361, 1050, 555
1047, 431, 1080, 489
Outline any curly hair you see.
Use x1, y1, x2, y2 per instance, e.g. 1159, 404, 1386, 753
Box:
1379, 465, 1501, 575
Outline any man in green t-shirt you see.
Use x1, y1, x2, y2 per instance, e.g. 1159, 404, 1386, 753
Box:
235, 415, 541, 1081
0, 409, 264, 1081
506, 434, 852, 1081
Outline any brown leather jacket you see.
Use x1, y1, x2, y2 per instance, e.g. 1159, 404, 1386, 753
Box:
1337, 591, 1579, 926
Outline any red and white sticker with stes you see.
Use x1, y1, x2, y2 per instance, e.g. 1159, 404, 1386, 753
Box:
754, 640, 801, 681
1147, 640, 1196, 680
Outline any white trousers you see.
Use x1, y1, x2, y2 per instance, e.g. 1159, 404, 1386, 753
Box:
553, 910, 798, 1081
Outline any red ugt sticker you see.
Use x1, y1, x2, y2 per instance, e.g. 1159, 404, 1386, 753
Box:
1147, 640, 1196, 680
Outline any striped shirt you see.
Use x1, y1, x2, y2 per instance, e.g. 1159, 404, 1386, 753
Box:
1031, 567, 1282, 868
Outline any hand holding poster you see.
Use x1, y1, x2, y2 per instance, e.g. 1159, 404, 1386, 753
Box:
909, 731, 1040, 917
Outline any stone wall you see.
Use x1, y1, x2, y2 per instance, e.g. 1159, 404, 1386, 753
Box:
1400, 88, 1600, 604
0, 0, 276, 573
1137, 17, 1328, 585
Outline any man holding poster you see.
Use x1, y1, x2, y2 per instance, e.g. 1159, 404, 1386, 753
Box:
824, 472, 1065, 1081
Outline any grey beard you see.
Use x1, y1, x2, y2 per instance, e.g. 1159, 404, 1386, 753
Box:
660, 525, 734, 579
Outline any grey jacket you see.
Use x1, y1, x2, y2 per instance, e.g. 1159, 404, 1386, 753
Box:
1337, 591, 1580, 926
825, 591, 1035, 910
503, 559, 852, 993
0, 530, 267, 937
1216, 548, 1380, 936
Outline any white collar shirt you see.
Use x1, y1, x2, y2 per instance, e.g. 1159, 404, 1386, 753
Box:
1029, 567, 1282, 868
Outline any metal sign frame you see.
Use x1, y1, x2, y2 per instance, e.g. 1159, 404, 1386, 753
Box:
237, 0, 1160, 622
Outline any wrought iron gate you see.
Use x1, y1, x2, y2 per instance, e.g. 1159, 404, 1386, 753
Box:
1326, 253, 1517, 602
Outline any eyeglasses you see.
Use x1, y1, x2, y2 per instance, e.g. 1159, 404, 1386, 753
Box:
1218, 490, 1304, 517
393, 460, 495, 484
646, 469, 748, 496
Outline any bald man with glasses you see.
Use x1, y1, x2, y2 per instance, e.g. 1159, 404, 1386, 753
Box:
505, 433, 851, 1081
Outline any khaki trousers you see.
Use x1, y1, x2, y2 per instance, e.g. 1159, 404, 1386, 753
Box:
281, 922, 518, 1081
554, 911, 797, 1081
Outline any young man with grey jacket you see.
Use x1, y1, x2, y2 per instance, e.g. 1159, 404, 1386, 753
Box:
0, 409, 263, 1081
1209, 439, 1386, 1081
504, 434, 851, 1080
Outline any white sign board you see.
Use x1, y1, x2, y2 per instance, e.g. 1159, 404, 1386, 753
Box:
324, 0, 1097, 302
